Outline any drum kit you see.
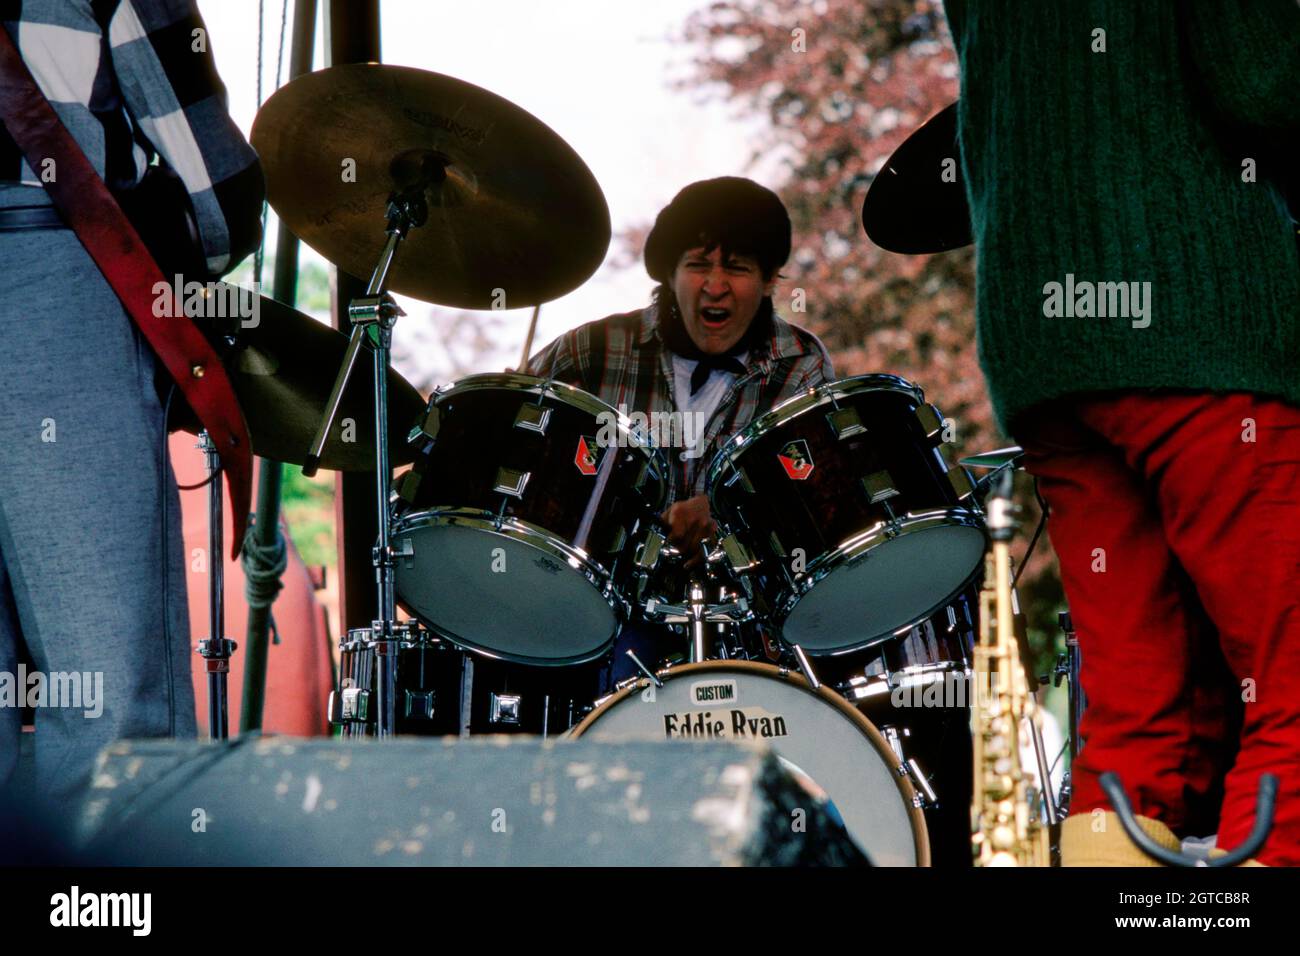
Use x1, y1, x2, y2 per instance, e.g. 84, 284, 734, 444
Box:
179, 64, 1066, 866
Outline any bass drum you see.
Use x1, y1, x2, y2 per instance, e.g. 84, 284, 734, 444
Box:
570, 660, 929, 866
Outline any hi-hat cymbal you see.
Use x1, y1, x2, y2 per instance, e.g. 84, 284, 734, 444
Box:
959, 446, 1024, 470
175, 286, 426, 471
862, 102, 972, 255
251, 64, 611, 308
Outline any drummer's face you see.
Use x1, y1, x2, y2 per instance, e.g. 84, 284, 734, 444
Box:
671, 246, 774, 354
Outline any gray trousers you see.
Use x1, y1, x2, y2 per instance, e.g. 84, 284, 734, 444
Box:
0, 188, 195, 804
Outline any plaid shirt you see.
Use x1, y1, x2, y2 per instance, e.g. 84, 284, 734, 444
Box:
1, 0, 263, 274
526, 300, 835, 503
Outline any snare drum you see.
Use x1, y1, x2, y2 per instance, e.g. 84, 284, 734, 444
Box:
571, 660, 930, 866
706, 374, 986, 655
392, 374, 669, 665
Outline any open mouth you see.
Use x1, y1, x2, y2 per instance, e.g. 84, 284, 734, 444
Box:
699, 306, 731, 327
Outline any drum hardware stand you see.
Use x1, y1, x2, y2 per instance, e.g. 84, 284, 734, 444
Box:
644, 580, 750, 663
1046, 610, 1082, 814
642, 542, 752, 663
1101, 772, 1277, 867
195, 431, 237, 740
787, 643, 821, 690
880, 724, 938, 809
303, 185, 427, 738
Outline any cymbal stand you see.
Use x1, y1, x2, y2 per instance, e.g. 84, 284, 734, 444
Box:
195, 431, 236, 739
302, 186, 426, 738
642, 544, 753, 663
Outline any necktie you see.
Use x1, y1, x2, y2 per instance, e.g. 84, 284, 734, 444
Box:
690, 354, 747, 395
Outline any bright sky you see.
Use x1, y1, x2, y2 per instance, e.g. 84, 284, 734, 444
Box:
197, 0, 765, 385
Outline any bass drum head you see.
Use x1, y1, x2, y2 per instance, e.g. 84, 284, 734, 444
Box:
394, 519, 618, 665
786, 519, 986, 653
571, 661, 929, 866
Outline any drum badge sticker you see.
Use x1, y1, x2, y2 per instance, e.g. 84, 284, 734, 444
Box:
778, 440, 814, 480
575, 435, 601, 476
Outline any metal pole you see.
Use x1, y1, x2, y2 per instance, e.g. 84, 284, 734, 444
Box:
240, 0, 317, 733
199, 432, 232, 739
324, 0, 383, 641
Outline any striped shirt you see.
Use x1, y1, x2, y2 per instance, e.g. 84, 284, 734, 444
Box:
526, 301, 835, 503
1, 0, 263, 274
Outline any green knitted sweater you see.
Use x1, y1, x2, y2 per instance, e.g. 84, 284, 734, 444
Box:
942, 0, 1300, 435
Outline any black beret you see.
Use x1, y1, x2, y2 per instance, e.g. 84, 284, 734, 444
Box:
644, 177, 791, 283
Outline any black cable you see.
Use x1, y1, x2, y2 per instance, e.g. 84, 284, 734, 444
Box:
176, 472, 218, 492
1011, 475, 1049, 591
275, 0, 289, 90
159, 386, 178, 736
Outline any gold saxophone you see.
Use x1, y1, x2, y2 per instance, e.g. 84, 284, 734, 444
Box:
971, 474, 1051, 867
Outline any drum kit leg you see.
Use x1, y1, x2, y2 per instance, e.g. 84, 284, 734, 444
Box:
179, 62, 1079, 865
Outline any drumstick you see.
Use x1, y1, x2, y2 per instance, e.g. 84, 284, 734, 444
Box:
518, 303, 541, 372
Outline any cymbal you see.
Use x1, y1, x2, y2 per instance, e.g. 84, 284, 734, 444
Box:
861, 102, 972, 255
959, 446, 1024, 470
176, 286, 427, 472
251, 64, 611, 308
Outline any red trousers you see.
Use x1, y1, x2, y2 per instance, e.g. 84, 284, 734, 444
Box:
1017, 392, 1300, 866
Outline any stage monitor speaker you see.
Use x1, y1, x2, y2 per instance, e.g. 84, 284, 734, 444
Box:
69, 736, 867, 866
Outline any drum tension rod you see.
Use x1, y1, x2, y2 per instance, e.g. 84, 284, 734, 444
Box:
625, 649, 664, 688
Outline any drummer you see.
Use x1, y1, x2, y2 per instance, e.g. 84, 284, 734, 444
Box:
526, 177, 833, 681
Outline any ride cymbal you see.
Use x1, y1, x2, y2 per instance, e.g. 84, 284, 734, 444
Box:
959, 446, 1024, 470
251, 64, 611, 308
862, 102, 972, 255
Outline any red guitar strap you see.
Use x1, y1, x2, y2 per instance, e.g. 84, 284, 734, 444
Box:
0, 27, 252, 559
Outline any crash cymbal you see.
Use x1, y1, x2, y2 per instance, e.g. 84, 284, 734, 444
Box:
251, 64, 611, 308
862, 102, 972, 255
959, 446, 1024, 470
175, 286, 426, 471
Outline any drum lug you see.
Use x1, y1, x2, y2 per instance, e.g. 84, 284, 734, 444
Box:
767, 531, 787, 559
825, 405, 867, 440
632, 458, 654, 495
719, 533, 757, 572
404, 688, 437, 720
607, 525, 628, 553
861, 470, 900, 505
493, 467, 531, 498
634, 528, 666, 569
394, 470, 422, 506
915, 402, 945, 441
946, 464, 976, 501
514, 402, 552, 435
408, 403, 441, 444
489, 692, 523, 726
